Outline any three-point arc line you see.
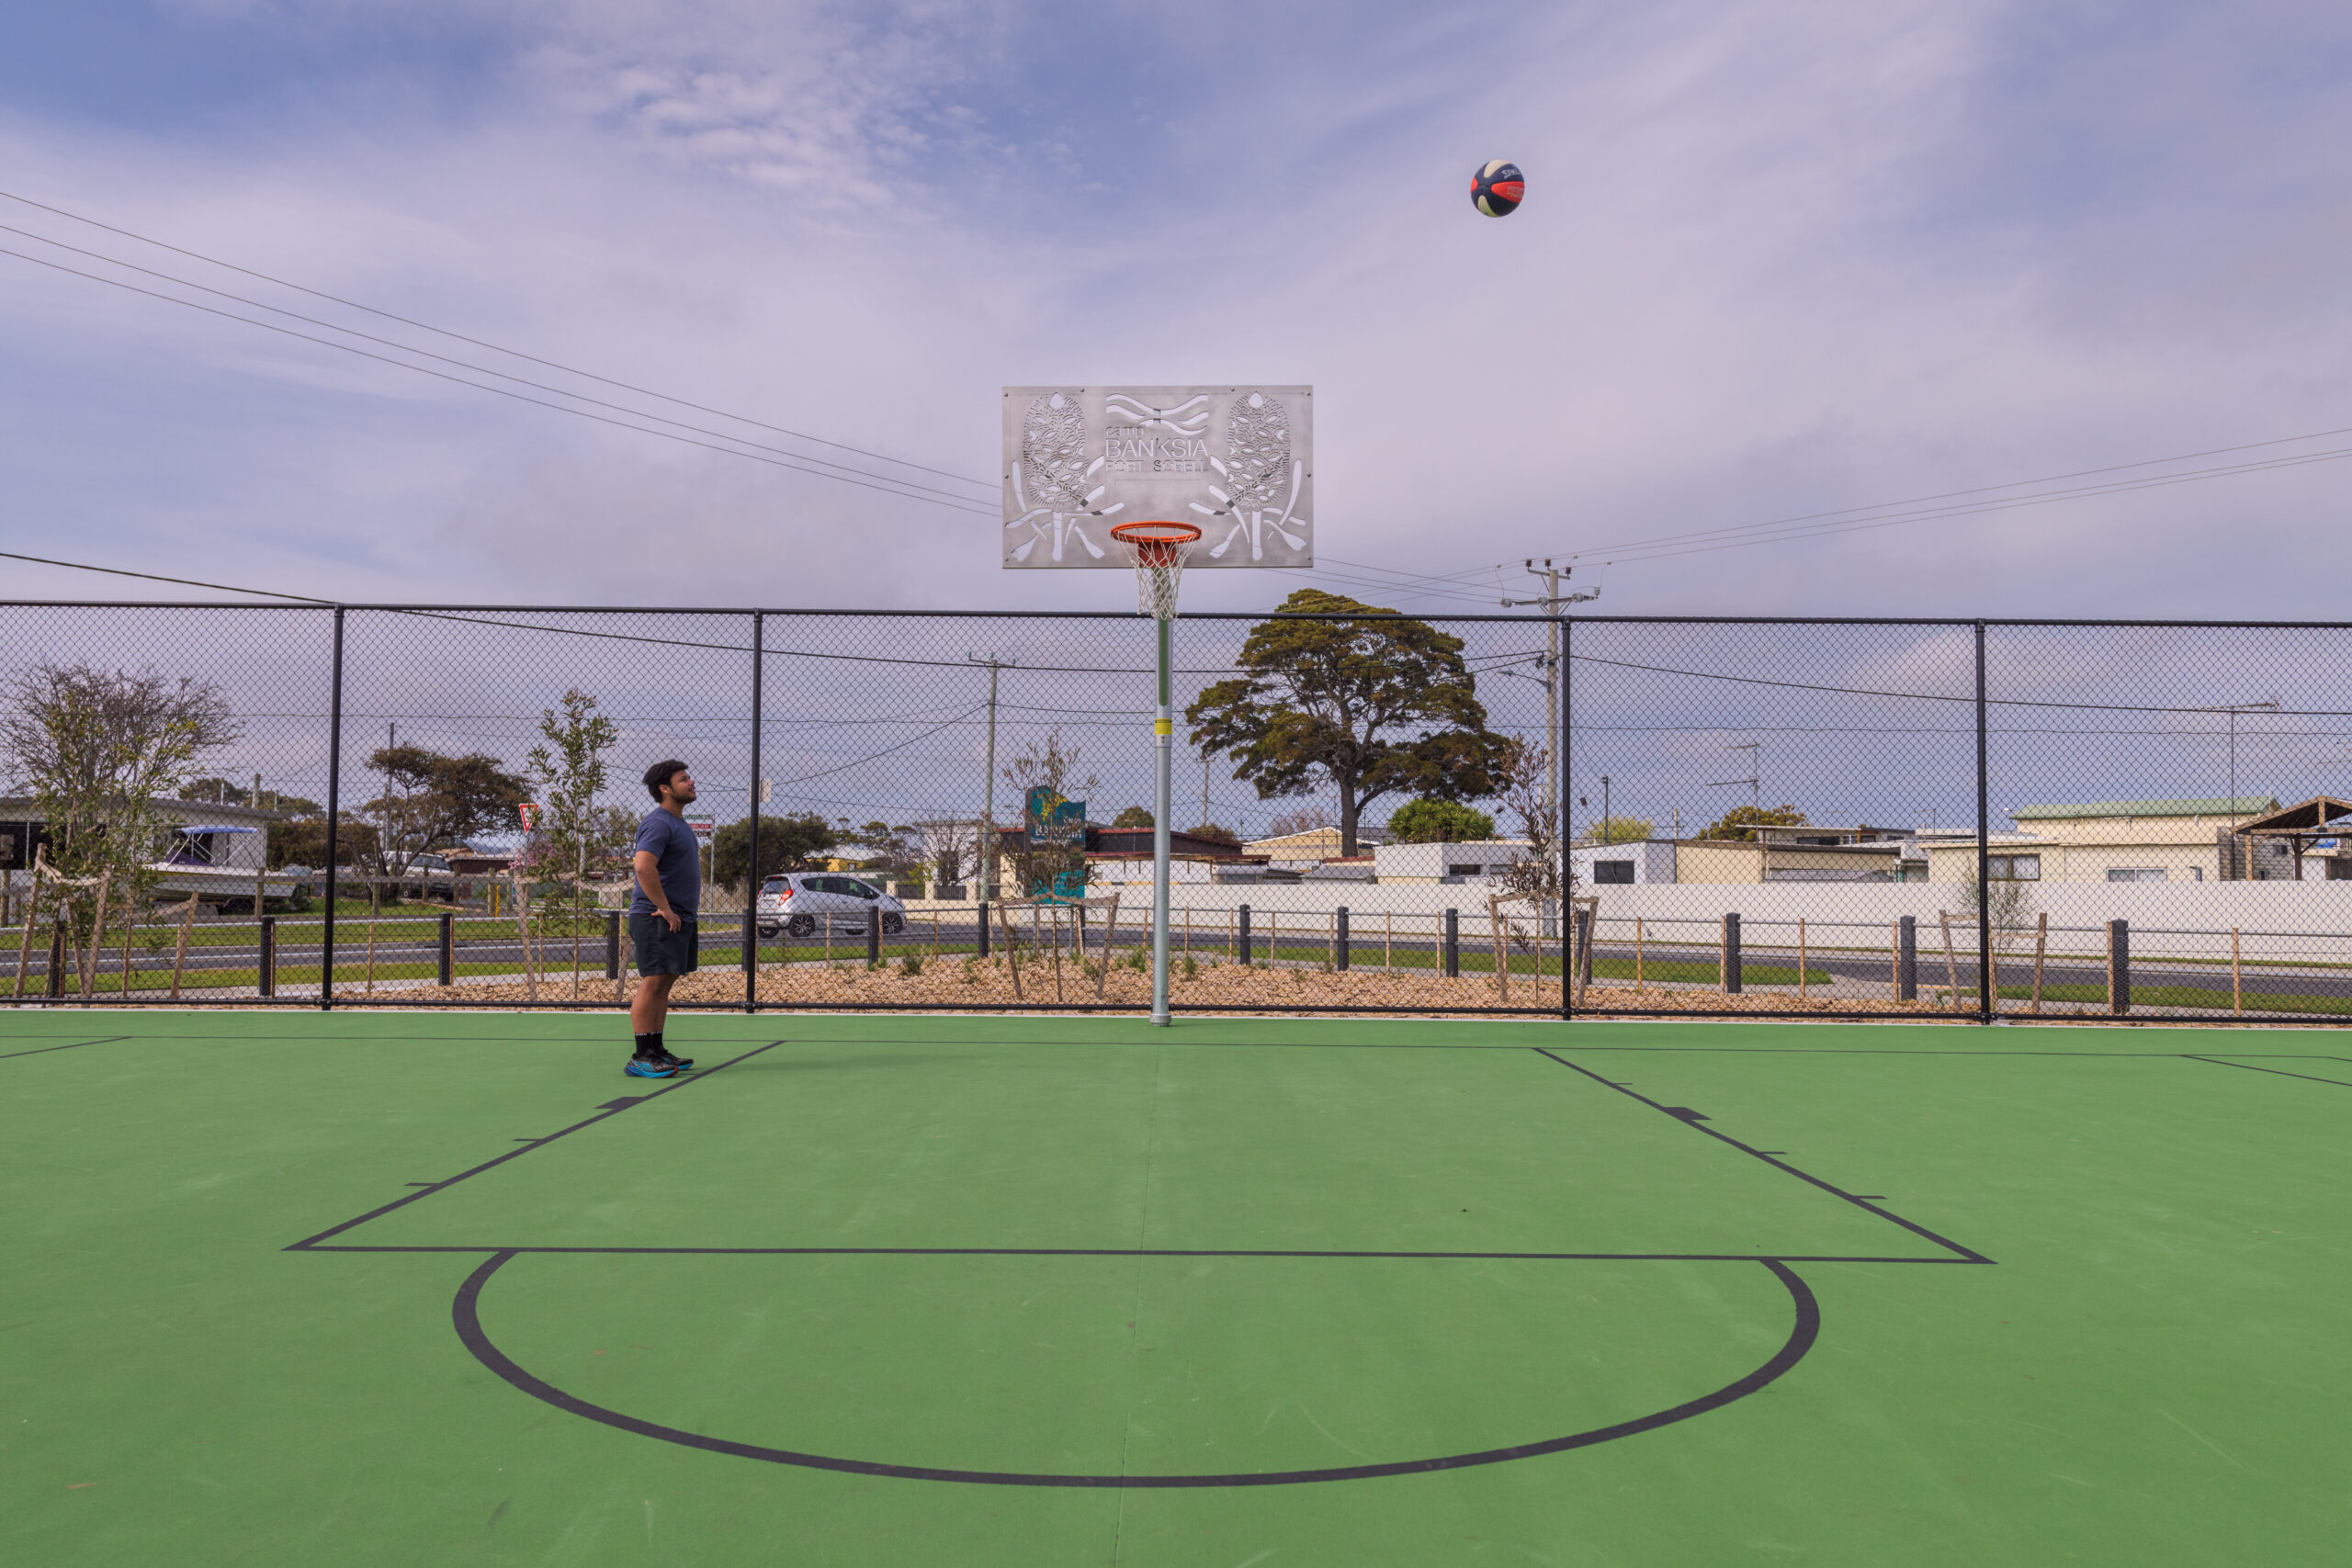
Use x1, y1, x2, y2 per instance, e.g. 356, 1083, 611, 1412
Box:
285, 1037, 1995, 1485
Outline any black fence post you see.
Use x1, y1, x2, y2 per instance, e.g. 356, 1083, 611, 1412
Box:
1722, 913, 1742, 994
977, 900, 990, 959
438, 912, 455, 986
320, 605, 344, 1010
1238, 903, 1252, 966
605, 910, 621, 979
258, 916, 277, 998
1560, 611, 1572, 1021
866, 910, 881, 965
47, 924, 63, 999
1897, 915, 1917, 1001
2109, 919, 2131, 1014
1975, 621, 1992, 1025
1442, 908, 1459, 977
1335, 906, 1350, 972
745, 609, 763, 1013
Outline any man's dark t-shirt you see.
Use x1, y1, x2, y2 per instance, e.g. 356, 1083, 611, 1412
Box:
630, 809, 701, 918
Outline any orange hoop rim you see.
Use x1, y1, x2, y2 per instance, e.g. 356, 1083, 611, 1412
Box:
1109, 520, 1202, 546
1110, 520, 1201, 569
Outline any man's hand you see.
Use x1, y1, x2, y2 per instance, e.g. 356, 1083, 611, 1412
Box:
660, 906, 682, 933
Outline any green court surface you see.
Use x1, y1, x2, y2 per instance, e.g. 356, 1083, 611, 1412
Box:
4, 1012, 2346, 1565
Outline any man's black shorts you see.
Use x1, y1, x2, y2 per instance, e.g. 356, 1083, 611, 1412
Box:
629, 911, 699, 976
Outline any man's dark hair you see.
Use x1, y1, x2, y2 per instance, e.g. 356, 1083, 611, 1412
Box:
643, 759, 689, 802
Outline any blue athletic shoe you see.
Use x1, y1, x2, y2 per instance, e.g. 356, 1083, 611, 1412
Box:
656, 1049, 695, 1070
625, 1056, 680, 1079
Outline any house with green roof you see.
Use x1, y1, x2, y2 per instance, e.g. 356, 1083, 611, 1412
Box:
1919, 795, 2282, 885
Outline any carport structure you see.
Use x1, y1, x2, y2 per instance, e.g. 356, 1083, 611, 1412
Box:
2230, 795, 2352, 879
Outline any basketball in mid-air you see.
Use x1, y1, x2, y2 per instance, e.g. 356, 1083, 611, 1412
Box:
1472, 160, 1524, 217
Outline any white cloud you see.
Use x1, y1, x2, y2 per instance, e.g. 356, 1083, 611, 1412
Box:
2, 0, 2349, 624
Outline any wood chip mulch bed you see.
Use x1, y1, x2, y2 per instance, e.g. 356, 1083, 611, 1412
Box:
350, 958, 1962, 1018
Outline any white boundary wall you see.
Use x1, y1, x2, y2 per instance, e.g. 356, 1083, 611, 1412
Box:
910, 879, 2352, 953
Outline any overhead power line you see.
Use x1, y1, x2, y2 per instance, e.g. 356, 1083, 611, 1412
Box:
0, 223, 989, 510
0, 245, 1001, 517
0, 186, 992, 491
1571, 423, 2352, 562
1555, 431, 2352, 571
0, 548, 328, 603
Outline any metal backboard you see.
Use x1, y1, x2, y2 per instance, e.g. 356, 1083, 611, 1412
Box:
1001, 386, 1313, 568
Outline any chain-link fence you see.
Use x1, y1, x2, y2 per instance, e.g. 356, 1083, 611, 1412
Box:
4, 604, 2348, 1024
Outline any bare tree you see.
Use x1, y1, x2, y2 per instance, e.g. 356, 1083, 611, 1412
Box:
1265, 804, 1332, 838
524, 690, 624, 917
0, 663, 238, 992
923, 818, 983, 887
1955, 859, 2038, 956
1491, 738, 1569, 953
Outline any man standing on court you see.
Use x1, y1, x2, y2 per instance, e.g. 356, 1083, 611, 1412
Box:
627, 760, 700, 1077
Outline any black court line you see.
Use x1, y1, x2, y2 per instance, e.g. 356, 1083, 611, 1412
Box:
85, 1028, 1552, 1052
1533, 1047, 1994, 1265
305, 1242, 1978, 1263
1558, 1044, 2352, 1058
0, 1034, 130, 1061
450, 1248, 1821, 1487
283, 1041, 785, 1251
2185, 1055, 2352, 1089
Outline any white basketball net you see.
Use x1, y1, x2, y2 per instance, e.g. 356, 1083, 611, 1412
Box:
1116, 530, 1197, 620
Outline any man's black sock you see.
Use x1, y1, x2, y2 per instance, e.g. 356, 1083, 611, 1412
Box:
634, 1032, 662, 1059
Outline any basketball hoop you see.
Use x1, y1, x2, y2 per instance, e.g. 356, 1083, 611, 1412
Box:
1109, 521, 1201, 621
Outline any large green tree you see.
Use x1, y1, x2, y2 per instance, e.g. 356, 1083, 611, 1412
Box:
365, 746, 528, 886
1186, 591, 1509, 856
711, 812, 838, 890
1386, 798, 1496, 843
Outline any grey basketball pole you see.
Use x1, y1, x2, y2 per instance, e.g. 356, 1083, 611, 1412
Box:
1152, 615, 1174, 1025
1108, 520, 1199, 1028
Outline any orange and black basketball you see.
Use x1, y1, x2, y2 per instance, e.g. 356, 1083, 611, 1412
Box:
1473, 160, 1524, 217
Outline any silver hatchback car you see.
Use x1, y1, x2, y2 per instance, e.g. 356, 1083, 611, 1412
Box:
756, 872, 908, 939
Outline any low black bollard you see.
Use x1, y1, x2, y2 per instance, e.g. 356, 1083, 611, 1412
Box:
866, 911, 882, 965
259, 916, 277, 998
2109, 919, 2131, 1014
1897, 915, 1917, 1001
441, 911, 457, 987
1577, 904, 1597, 987
605, 910, 620, 980
1238, 903, 1253, 966
1335, 907, 1350, 972
1443, 908, 1459, 978
1722, 912, 1742, 995
47, 924, 63, 998
977, 900, 990, 959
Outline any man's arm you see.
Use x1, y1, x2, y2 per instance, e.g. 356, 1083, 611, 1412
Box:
634, 850, 680, 931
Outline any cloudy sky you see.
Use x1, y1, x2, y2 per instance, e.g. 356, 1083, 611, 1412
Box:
3, 0, 2349, 619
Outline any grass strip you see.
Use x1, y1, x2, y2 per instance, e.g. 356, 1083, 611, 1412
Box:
1989, 982, 2352, 1016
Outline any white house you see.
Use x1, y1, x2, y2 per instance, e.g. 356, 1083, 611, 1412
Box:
1573, 840, 1679, 886
1372, 840, 1533, 883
